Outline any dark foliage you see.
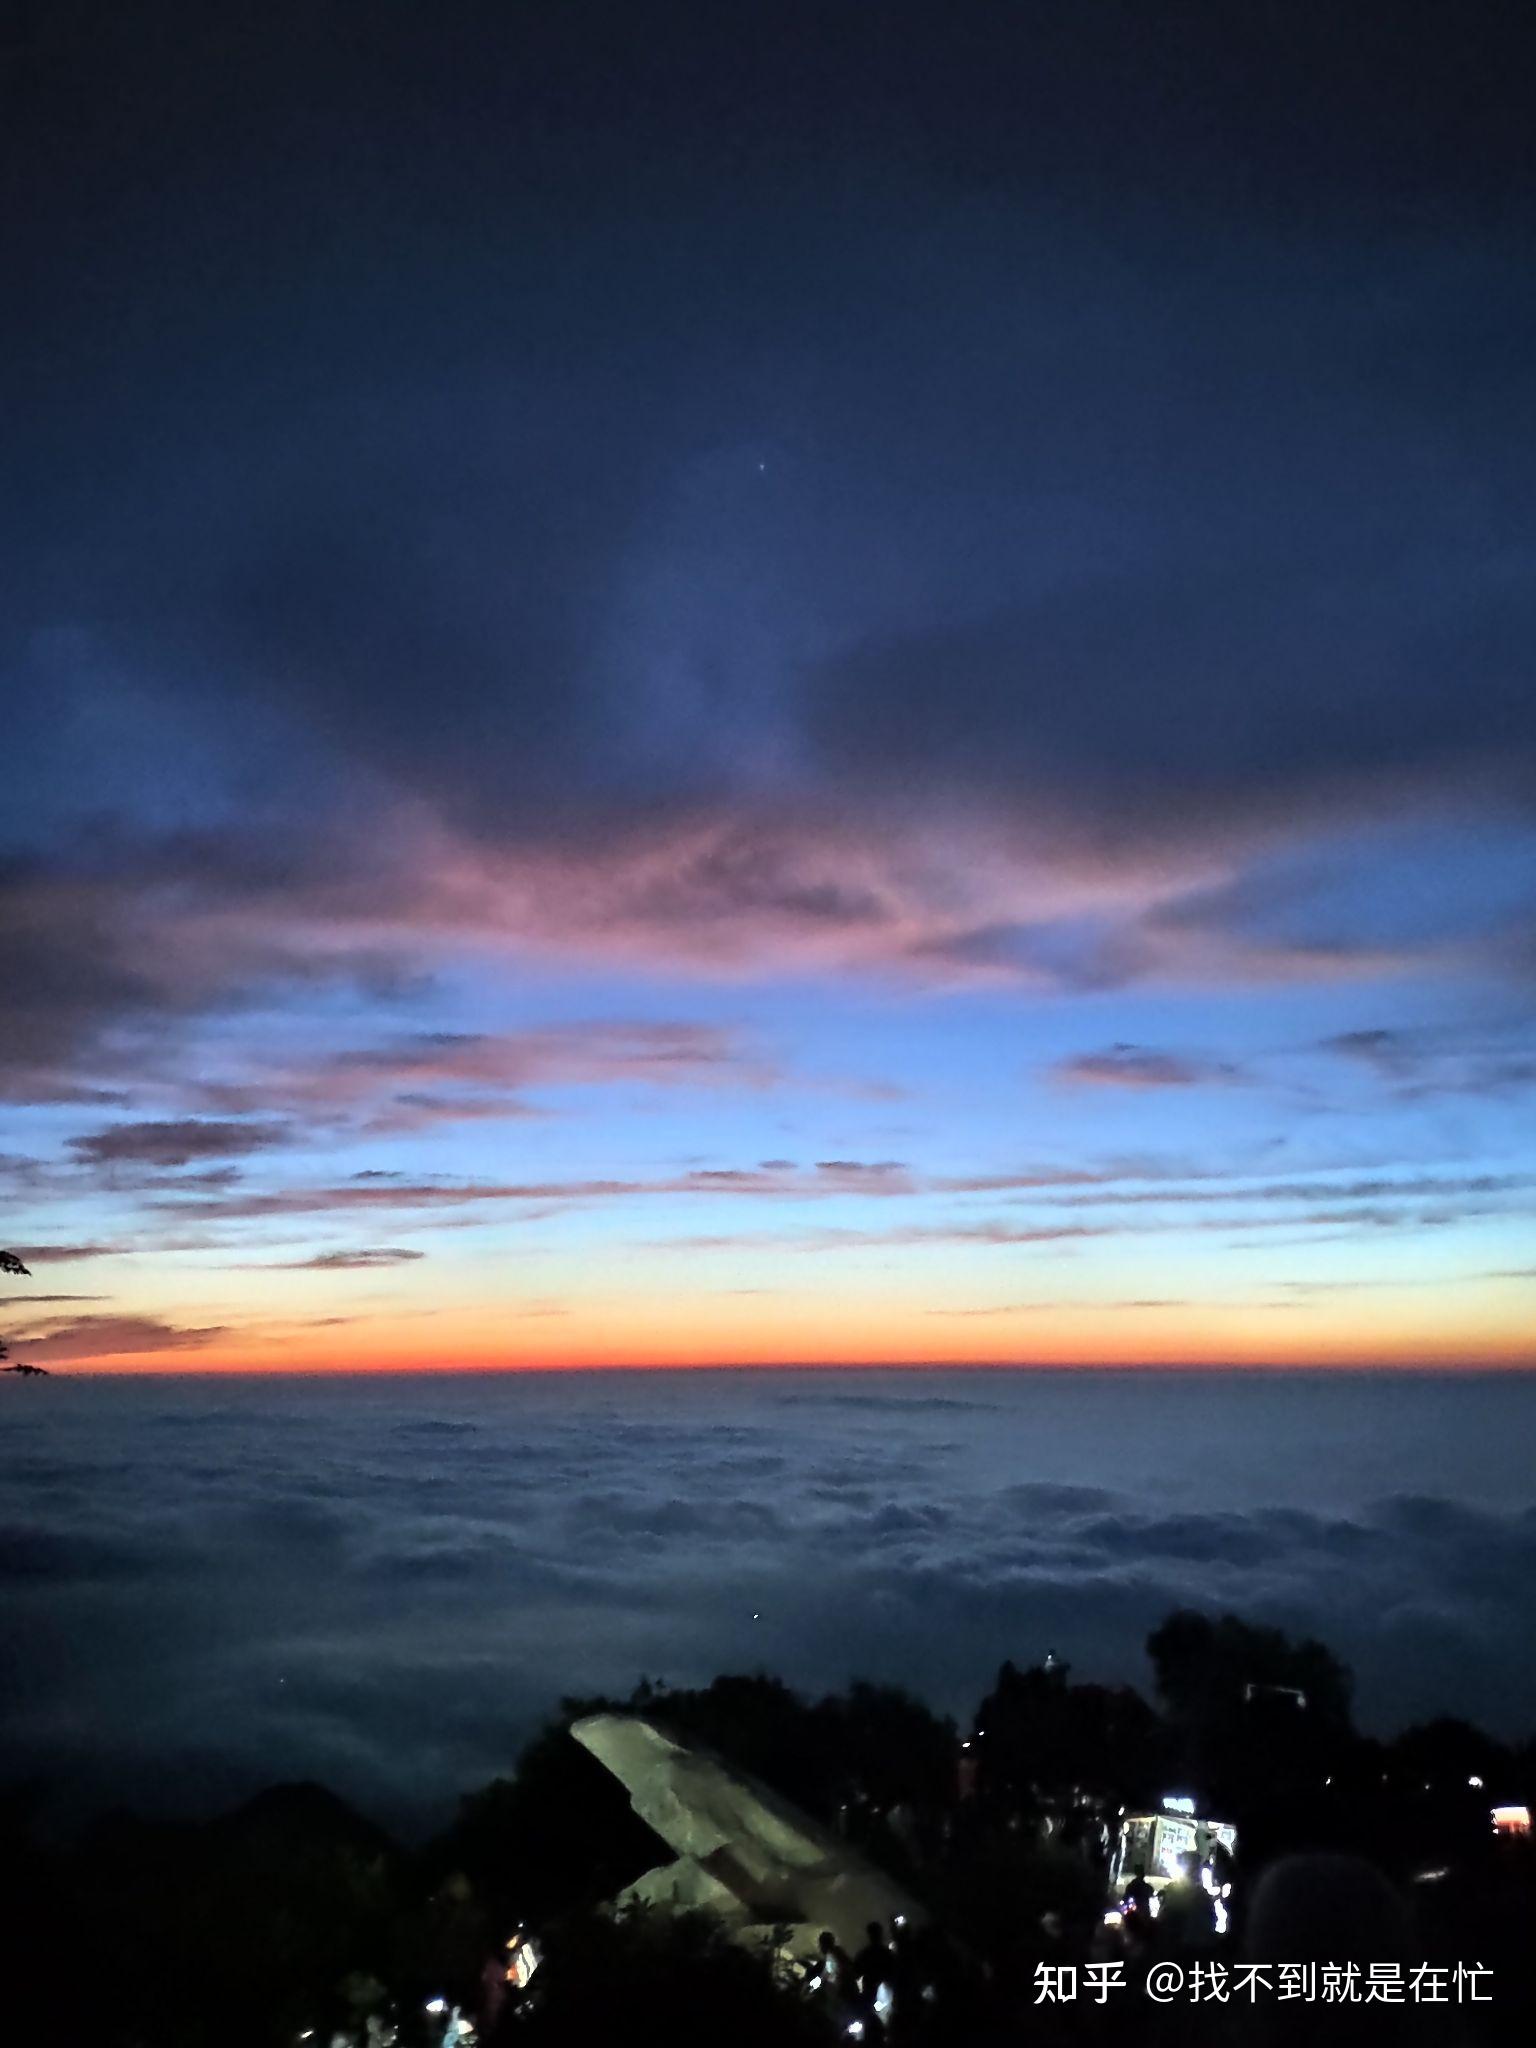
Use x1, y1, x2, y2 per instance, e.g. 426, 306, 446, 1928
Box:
972, 1654, 1165, 1812
1147, 1608, 1355, 1812
1, 1621, 1530, 2045
428, 1704, 666, 1926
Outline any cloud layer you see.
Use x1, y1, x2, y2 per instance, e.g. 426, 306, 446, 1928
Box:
3, 1368, 1534, 1833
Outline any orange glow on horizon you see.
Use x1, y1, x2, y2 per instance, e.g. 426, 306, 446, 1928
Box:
54, 1310, 1536, 1376
20, 1257, 1534, 1375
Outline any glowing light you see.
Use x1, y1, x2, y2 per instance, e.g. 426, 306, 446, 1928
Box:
1161, 1795, 1196, 1814
1491, 1804, 1531, 1835
505, 1931, 540, 1988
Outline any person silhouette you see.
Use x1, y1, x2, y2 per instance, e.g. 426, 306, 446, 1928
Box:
1121, 1859, 1156, 1946
1157, 1850, 1217, 1950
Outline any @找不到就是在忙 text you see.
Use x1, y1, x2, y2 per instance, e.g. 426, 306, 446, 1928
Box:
1033, 1960, 1493, 2005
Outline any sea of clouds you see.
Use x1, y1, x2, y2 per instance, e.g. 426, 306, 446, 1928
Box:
3, 1369, 1534, 1835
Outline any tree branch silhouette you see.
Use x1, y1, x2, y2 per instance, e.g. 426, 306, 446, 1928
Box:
1, 1249, 50, 1376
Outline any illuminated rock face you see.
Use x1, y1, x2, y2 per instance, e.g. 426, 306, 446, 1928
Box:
571, 1712, 924, 1958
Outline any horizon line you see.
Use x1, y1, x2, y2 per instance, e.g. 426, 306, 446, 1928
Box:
35, 1356, 1536, 1379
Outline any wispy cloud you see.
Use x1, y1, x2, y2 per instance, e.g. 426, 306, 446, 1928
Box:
923, 1297, 1191, 1317
5, 1244, 124, 1265
69, 1119, 292, 1168
146, 1158, 928, 1222
1053, 1044, 1244, 1088
193, 1021, 789, 1129
1320, 1025, 1536, 1099
11, 1313, 229, 1361
1036, 1171, 1536, 1212
0, 1293, 107, 1305
257, 1247, 426, 1271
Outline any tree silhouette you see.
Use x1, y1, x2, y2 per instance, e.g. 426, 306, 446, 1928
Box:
1146, 1609, 1352, 1809
1, 1250, 50, 1376
974, 1654, 1164, 1810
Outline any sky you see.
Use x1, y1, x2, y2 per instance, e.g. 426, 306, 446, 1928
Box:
5, 1, 1536, 1372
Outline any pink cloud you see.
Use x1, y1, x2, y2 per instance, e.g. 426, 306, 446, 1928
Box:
1, 788, 1450, 1124
5, 1243, 124, 1264
11, 1313, 228, 1361
146, 1158, 926, 1221
192, 1020, 787, 1125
